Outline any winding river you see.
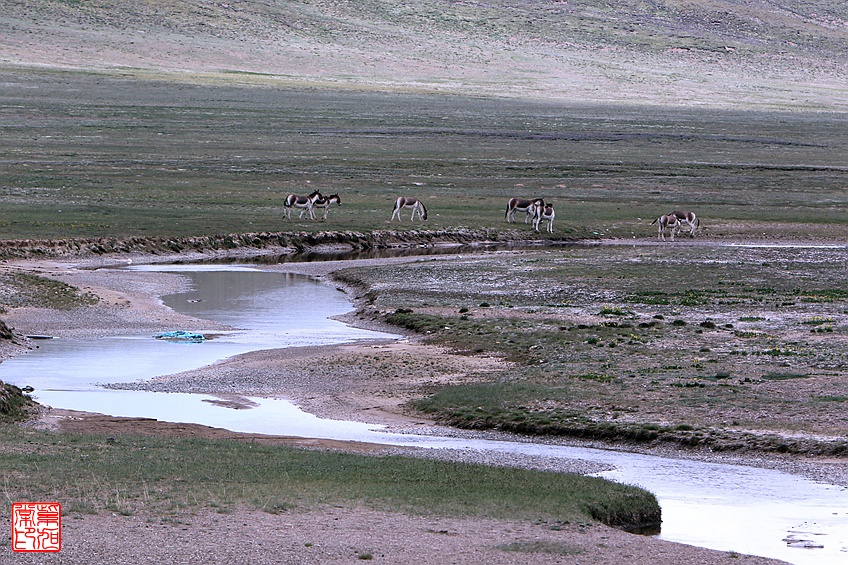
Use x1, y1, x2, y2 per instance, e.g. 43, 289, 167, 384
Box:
2, 264, 846, 565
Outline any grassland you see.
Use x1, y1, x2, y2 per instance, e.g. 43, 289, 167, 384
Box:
1, 67, 847, 246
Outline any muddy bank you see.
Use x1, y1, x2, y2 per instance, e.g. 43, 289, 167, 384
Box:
0, 229, 573, 261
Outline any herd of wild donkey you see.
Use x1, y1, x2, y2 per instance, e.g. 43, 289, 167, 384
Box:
283, 190, 699, 240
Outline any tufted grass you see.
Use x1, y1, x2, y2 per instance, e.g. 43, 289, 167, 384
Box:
0, 426, 660, 530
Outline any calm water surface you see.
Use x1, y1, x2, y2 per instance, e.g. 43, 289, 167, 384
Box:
1, 264, 846, 564
1, 264, 399, 417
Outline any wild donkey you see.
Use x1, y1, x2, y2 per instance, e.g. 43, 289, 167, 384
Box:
284, 190, 322, 220
313, 194, 341, 220
391, 196, 428, 221
505, 197, 545, 223
531, 201, 555, 233
671, 210, 699, 238
651, 214, 681, 241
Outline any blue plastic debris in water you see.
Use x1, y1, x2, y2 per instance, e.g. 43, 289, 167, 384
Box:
154, 330, 206, 342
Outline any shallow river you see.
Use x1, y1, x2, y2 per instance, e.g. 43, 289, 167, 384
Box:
2, 264, 846, 564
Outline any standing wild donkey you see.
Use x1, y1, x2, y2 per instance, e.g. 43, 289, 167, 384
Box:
650, 214, 681, 241
671, 210, 699, 238
505, 197, 545, 223
312, 194, 342, 220
284, 190, 322, 220
531, 201, 555, 233
391, 196, 428, 221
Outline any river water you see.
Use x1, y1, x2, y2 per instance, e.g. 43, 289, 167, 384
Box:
1, 264, 846, 564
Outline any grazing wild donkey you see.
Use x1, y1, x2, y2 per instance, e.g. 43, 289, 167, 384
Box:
313, 193, 341, 220
650, 214, 681, 241
531, 201, 555, 233
284, 190, 322, 220
671, 210, 699, 238
391, 196, 428, 221
505, 197, 545, 223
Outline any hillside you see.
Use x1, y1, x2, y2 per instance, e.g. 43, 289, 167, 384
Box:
1, 0, 847, 109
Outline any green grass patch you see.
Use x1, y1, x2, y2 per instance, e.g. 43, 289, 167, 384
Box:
598, 305, 632, 317
410, 379, 848, 455
624, 291, 669, 305
383, 309, 653, 367
415, 382, 670, 442
800, 290, 848, 303
734, 330, 763, 338
575, 372, 615, 383
802, 316, 835, 325
0, 426, 660, 530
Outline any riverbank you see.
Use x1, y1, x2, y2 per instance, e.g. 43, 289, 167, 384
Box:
0, 250, 801, 564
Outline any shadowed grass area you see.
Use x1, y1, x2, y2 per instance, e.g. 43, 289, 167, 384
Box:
0, 427, 660, 530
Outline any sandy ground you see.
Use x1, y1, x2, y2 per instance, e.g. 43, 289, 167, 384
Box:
1, 506, 784, 565
0, 252, 794, 564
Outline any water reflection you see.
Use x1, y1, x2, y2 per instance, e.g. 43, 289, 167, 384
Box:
181, 241, 585, 266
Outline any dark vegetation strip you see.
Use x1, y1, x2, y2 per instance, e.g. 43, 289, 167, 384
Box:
0, 425, 660, 531
0, 229, 571, 261
411, 382, 848, 457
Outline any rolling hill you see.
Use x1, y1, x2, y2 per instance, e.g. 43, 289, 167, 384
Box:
1, 0, 846, 109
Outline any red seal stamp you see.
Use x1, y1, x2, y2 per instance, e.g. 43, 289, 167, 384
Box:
11, 502, 62, 552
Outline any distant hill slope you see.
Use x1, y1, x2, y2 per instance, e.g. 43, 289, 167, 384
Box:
1, 0, 846, 109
